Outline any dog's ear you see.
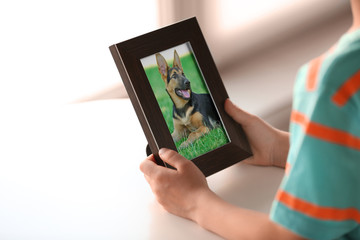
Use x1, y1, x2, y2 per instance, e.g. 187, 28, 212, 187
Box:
156, 53, 168, 83
173, 50, 183, 71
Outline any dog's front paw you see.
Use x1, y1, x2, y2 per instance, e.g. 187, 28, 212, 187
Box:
172, 132, 182, 143
179, 141, 191, 149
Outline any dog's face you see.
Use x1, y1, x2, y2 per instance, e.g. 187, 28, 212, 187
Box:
156, 50, 191, 105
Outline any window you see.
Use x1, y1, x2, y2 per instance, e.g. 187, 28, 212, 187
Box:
1, 0, 158, 106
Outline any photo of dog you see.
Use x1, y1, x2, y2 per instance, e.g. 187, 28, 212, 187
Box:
156, 50, 220, 149
141, 42, 229, 159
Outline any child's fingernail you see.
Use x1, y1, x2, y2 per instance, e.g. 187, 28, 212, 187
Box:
159, 148, 166, 156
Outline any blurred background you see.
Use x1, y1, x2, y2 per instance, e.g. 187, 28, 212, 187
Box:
0, 0, 352, 127
0, 1, 354, 238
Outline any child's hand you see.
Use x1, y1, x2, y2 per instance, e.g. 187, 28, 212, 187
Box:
225, 99, 289, 168
139, 148, 213, 221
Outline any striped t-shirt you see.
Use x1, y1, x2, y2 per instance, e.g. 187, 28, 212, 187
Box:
270, 29, 360, 240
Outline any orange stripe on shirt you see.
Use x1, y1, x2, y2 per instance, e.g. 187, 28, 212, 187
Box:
306, 56, 324, 91
276, 190, 360, 223
291, 111, 360, 151
332, 69, 360, 106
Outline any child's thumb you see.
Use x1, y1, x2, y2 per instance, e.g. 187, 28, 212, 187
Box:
158, 148, 189, 170
224, 99, 252, 126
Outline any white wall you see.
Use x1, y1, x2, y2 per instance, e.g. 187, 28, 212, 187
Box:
0, 0, 157, 109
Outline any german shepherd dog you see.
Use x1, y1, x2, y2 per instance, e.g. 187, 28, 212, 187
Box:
156, 50, 220, 149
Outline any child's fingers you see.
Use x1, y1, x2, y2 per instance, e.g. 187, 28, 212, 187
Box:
140, 154, 161, 178
158, 148, 191, 171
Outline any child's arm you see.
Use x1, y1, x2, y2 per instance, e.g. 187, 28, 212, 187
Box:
194, 190, 304, 240
140, 149, 304, 239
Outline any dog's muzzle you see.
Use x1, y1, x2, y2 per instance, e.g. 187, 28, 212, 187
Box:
175, 79, 191, 99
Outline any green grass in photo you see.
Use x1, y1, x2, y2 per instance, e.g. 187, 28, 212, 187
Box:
176, 126, 229, 160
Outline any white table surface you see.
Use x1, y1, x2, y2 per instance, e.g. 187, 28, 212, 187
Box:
0, 99, 284, 240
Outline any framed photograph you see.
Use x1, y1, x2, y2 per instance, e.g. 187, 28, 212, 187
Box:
109, 17, 251, 177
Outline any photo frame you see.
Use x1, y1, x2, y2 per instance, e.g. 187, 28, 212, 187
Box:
109, 17, 251, 177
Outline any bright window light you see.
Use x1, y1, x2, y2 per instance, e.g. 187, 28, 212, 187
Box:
0, 0, 157, 108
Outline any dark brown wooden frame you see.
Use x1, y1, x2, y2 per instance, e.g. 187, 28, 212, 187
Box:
109, 17, 251, 177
